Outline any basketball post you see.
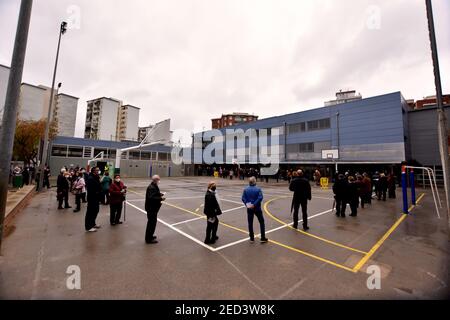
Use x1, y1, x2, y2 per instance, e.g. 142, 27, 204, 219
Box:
409, 168, 416, 206
401, 165, 408, 214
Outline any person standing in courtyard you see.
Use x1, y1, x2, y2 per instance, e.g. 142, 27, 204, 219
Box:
333, 174, 348, 217
100, 171, 112, 205
57, 168, 71, 210
72, 171, 86, 212
387, 172, 397, 199
242, 176, 268, 243
347, 176, 359, 217
203, 181, 222, 244
289, 169, 312, 230
109, 174, 127, 226
378, 172, 388, 201
85, 167, 102, 232
145, 175, 165, 244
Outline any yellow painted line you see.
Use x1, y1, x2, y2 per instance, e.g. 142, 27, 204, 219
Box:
264, 196, 368, 255
268, 239, 356, 273
352, 193, 426, 272
128, 188, 248, 234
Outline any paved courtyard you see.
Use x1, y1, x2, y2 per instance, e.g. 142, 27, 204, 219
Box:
0, 177, 448, 299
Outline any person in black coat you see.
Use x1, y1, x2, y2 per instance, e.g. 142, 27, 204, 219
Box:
333, 174, 348, 217
85, 167, 102, 232
203, 182, 222, 244
347, 176, 359, 217
57, 169, 71, 209
289, 170, 312, 230
145, 175, 165, 244
377, 173, 388, 201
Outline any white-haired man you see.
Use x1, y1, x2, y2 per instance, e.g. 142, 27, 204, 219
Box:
145, 175, 165, 244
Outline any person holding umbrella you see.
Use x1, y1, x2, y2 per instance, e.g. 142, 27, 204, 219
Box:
108, 174, 127, 226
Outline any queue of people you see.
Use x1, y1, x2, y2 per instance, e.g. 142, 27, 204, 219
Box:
51, 164, 398, 247
332, 171, 397, 217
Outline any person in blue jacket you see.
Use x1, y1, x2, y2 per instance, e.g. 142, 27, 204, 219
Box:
242, 176, 268, 243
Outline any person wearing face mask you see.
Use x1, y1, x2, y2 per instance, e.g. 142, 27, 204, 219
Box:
108, 174, 127, 226
85, 167, 102, 232
203, 181, 222, 244
145, 175, 165, 244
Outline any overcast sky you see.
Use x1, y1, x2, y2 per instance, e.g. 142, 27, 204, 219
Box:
0, 0, 449, 141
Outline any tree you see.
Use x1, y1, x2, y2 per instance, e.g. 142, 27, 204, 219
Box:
13, 119, 58, 165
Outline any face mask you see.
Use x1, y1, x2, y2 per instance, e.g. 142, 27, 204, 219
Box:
211, 186, 216, 191
115, 179, 120, 182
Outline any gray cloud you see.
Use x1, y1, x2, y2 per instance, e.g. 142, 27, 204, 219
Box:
0, 0, 449, 137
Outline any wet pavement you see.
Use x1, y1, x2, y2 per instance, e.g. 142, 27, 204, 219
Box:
0, 177, 449, 299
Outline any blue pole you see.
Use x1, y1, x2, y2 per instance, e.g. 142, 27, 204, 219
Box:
410, 169, 416, 205
402, 167, 408, 214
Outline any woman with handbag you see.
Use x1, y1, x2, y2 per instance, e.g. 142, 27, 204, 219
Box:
203, 181, 222, 244
73, 171, 86, 212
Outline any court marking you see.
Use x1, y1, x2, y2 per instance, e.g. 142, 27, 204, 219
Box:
127, 188, 427, 274
213, 208, 334, 251
172, 205, 245, 226
263, 196, 368, 255
352, 192, 425, 272
125, 201, 216, 252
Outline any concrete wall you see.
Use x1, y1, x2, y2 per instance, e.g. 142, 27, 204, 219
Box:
55, 94, 78, 137
18, 84, 47, 121
408, 106, 450, 166
0, 64, 10, 122
125, 106, 139, 141
99, 98, 120, 140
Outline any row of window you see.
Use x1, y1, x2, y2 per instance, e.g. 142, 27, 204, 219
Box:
287, 118, 330, 135
286, 142, 315, 153
51, 145, 171, 161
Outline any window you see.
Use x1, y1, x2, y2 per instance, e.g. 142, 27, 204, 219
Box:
286, 143, 314, 153
141, 151, 151, 160
94, 148, 107, 158
307, 120, 319, 130
307, 118, 330, 131
52, 145, 67, 157
287, 122, 305, 134
158, 152, 168, 161
68, 146, 83, 158
299, 142, 314, 152
129, 151, 141, 160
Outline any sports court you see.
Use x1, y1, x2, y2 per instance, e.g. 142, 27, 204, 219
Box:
0, 176, 448, 299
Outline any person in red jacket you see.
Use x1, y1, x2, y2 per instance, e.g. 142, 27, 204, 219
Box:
108, 174, 127, 226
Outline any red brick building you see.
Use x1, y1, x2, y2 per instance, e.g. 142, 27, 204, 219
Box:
211, 112, 258, 129
414, 95, 450, 109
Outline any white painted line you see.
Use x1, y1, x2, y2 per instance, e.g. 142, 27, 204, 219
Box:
171, 216, 204, 226
214, 208, 333, 252
221, 198, 244, 205
125, 201, 215, 252
171, 205, 245, 227
165, 196, 205, 200
222, 205, 245, 213
125, 198, 146, 202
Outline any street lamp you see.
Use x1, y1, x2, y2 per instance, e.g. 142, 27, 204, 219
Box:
38, 21, 67, 191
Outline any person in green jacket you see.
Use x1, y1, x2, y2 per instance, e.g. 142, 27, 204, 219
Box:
100, 171, 112, 205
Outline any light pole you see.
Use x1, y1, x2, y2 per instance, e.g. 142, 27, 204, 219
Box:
38, 21, 67, 191
425, 0, 450, 222
0, 0, 33, 253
